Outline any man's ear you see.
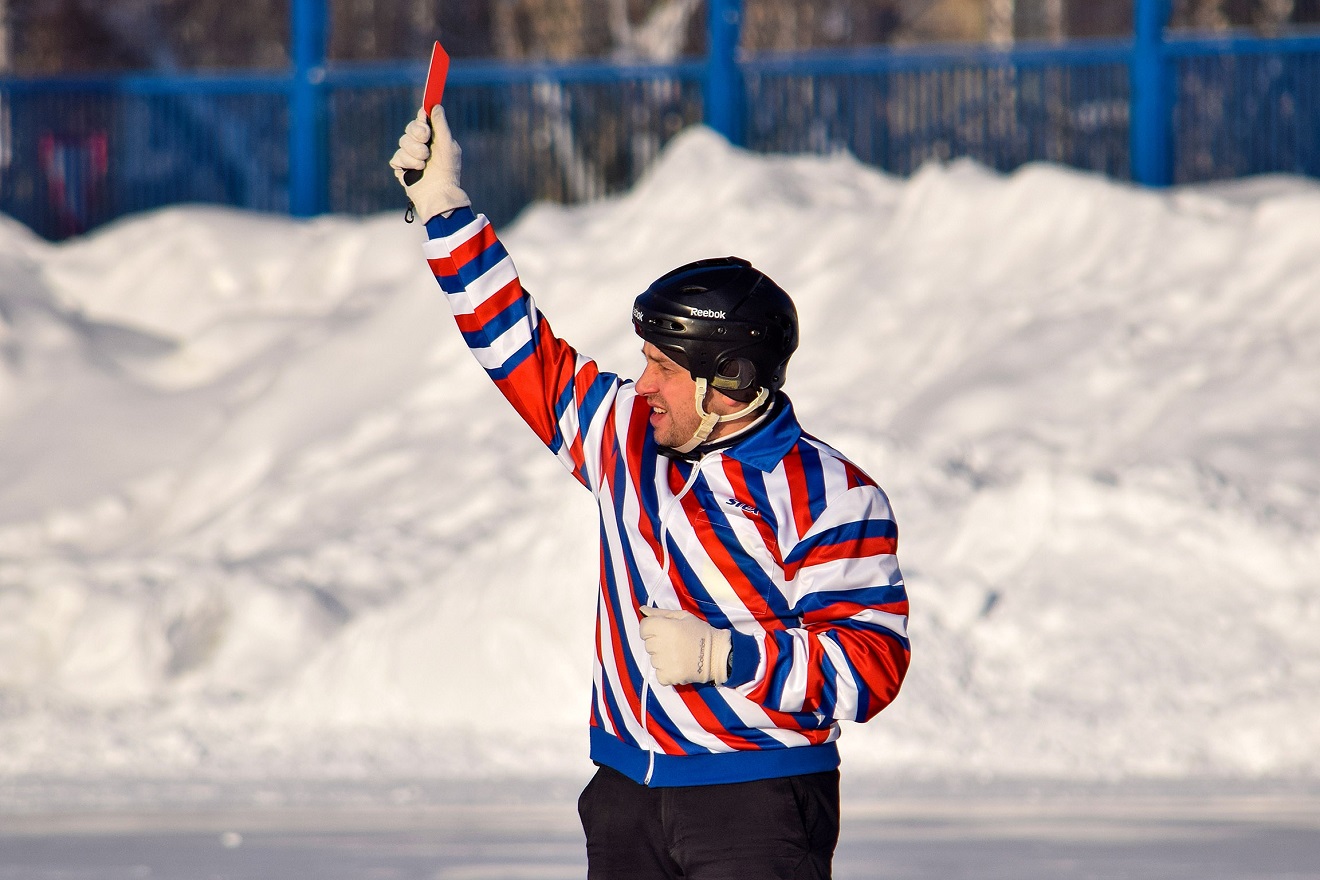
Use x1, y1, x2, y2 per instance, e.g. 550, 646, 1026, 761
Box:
706, 387, 753, 417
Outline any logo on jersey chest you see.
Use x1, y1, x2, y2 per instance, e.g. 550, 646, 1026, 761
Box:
724, 497, 762, 517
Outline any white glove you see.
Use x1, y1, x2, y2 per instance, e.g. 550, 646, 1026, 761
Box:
390, 106, 471, 222
639, 606, 732, 686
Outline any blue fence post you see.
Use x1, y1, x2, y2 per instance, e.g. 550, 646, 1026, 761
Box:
289, 0, 328, 216
706, 0, 745, 145
1131, 0, 1173, 185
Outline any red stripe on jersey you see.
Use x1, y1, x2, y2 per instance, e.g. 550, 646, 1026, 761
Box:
784, 534, 898, 581
598, 546, 646, 730
840, 458, 877, 490
830, 627, 910, 721
499, 351, 557, 444
673, 687, 760, 751
427, 255, 453, 277
556, 356, 602, 482
803, 631, 829, 711
493, 319, 581, 447
591, 607, 620, 734
452, 276, 522, 335
448, 219, 499, 269
781, 448, 816, 543
801, 599, 909, 627
744, 630, 785, 706
676, 488, 772, 620
721, 458, 785, 570
626, 400, 665, 567
599, 405, 621, 488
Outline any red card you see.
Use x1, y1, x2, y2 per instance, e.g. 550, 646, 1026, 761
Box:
421, 41, 450, 113
403, 41, 452, 189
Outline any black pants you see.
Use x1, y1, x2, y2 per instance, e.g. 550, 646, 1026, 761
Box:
577, 764, 840, 880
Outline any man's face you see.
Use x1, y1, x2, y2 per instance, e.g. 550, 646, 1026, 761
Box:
636, 342, 703, 448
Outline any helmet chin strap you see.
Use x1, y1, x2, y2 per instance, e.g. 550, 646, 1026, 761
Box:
671, 378, 770, 454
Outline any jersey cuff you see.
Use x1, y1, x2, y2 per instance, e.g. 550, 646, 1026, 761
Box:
725, 629, 760, 688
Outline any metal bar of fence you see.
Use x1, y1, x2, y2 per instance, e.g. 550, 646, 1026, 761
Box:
324, 58, 708, 89
706, 0, 745, 145
1131, 0, 1172, 186
1163, 30, 1320, 57
0, 57, 711, 94
0, 73, 291, 94
741, 39, 1135, 75
290, 0, 328, 216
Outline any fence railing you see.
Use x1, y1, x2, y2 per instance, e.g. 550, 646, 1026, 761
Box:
3, 0, 1320, 240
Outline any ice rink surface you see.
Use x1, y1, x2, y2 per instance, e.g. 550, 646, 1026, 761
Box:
3, 778, 1318, 879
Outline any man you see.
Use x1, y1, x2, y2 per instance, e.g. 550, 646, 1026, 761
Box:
391, 107, 910, 879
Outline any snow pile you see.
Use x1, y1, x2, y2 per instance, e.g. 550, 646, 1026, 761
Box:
1, 128, 1317, 787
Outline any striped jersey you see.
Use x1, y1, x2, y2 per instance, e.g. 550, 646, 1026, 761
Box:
424, 207, 910, 787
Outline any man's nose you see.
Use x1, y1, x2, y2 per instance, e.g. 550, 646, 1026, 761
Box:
636, 365, 657, 393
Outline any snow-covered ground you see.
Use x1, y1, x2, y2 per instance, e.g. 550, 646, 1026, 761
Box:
2, 127, 1318, 806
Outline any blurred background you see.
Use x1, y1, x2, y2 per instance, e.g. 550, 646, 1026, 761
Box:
3, 0, 1320, 240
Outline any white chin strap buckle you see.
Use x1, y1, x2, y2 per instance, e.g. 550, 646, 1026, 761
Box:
672, 378, 769, 454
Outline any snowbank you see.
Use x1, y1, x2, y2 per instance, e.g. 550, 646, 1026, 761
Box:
1, 128, 1317, 788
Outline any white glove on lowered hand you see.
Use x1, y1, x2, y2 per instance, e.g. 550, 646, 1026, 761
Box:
389, 106, 471, 222
639, 606, 732, 686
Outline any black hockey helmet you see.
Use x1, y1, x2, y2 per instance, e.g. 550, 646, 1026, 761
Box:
632, 257, 798, 401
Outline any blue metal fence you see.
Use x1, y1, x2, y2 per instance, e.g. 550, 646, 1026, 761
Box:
741, 40, 1135, 179
4, 0, 1320, 240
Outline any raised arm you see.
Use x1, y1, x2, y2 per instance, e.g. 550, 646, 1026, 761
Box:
391, 107, 623, 491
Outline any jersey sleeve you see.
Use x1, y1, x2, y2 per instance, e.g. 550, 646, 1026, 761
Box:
728, 485, 910, 724
422, 207, 622, 492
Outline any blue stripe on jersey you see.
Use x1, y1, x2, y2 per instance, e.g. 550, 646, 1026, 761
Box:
570, 371, 618, 465
696, 689, 785, 750
612, 484, 658, 610
822, 631, 870, 718
763, 629, 800, 708
798, 583, 908, 614
634, 440, 664, 571
737, 466, 781, 540
464, 233, 511, 279
832, 612, 911, 652
423, 208, 511, 283
434, 268, 465, 295
598, 674, 641, 749
546, 381, 576, 456
599, 523, 652, 707
424, 206, 476, 238
459, 296, 527, 350
815, 635, 847, 718
783, 517, 898, 567
797, 442, 830, 522
643, 691, 695, 755
482, 334, 537, 382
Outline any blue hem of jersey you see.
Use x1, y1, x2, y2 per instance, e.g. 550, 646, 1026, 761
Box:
589, 726, 840, 788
